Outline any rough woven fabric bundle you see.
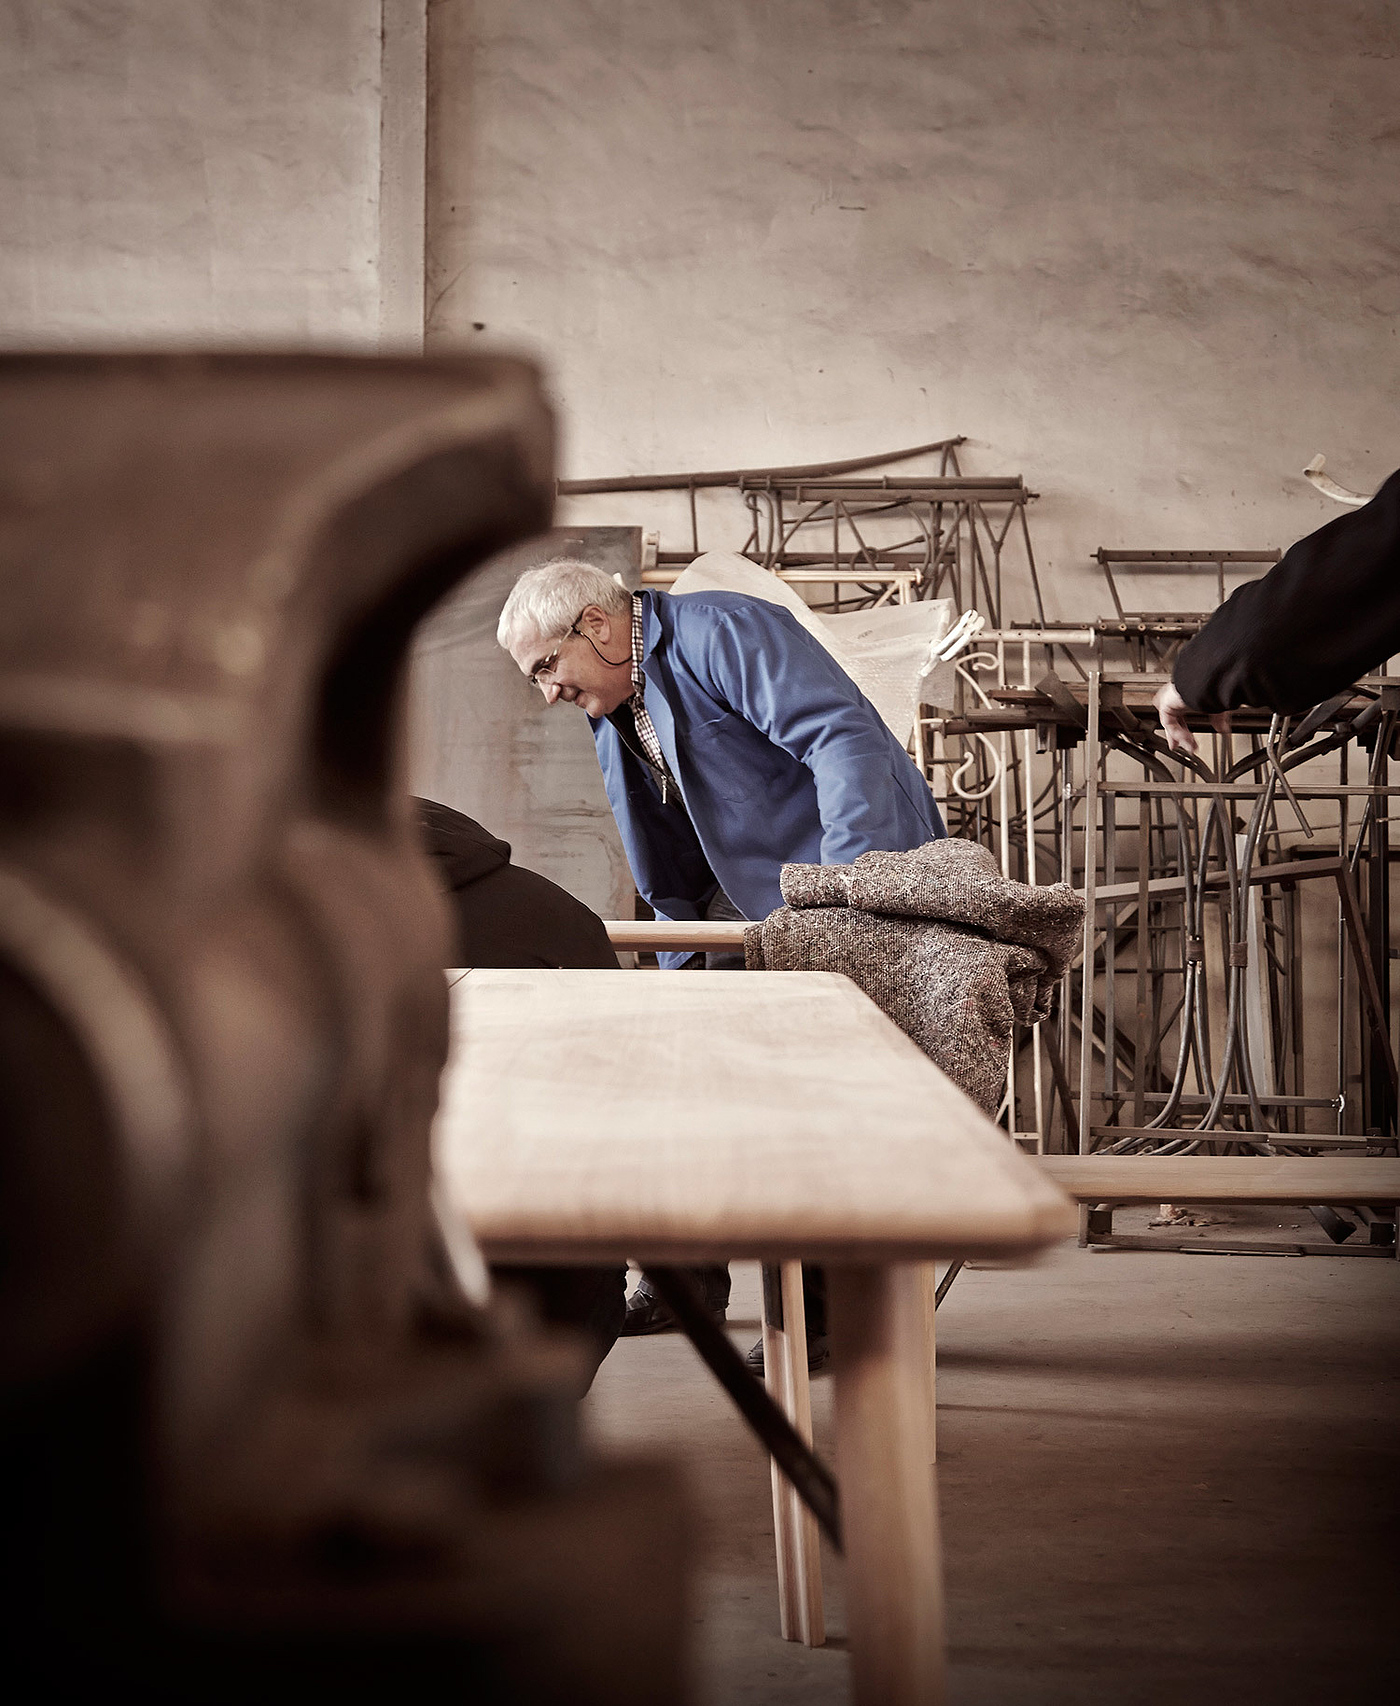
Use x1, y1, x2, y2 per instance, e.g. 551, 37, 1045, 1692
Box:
744, 838, 1084, 1114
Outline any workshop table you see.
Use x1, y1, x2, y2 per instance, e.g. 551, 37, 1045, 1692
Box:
433, 968, 1074, 1706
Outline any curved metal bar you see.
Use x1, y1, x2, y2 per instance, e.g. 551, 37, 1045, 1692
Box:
557, 437, 966, 495
1101, 735, 1201, 1140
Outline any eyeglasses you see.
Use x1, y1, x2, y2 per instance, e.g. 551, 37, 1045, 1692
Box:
527, 621, 582, 688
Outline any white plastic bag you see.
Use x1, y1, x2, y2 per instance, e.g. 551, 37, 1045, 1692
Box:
669, 551, 955, 746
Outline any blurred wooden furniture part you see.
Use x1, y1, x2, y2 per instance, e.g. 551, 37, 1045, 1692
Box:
1041, 1155, 1400, 1209
434, 968, 1074, 1706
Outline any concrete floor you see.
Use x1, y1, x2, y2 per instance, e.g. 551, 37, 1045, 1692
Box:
582, 1233, 1399, 1705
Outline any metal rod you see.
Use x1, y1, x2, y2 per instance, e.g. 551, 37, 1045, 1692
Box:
556, 437, 965, 494
933, 1260, 964, 1307
644, 564, 919, 584
1095, 550, 1282, 565
1091, 784, 1400, 797
1078, 669, 1101, 1155
1334, 864, 1400, 1106
642, 1266, 843, 1551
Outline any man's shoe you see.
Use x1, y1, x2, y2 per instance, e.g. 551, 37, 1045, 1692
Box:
744, 1334, 830, 1378
621, 1274, 727, 1337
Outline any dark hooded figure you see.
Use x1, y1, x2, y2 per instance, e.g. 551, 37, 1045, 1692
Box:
415, 796, 618, 970
414, 797, 627, 1379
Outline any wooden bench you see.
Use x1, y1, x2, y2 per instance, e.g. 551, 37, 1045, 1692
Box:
434, 967, 1074, 1706
1040, 1155, 1400, 1252
1039, 1155, 1400, 1206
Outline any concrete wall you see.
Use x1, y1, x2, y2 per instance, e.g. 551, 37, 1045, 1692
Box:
462, 0, 1400, 618
0, 0, 627, 919
0, 0, 385, 347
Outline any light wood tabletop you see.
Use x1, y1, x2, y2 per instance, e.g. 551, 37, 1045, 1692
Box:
435, 968, 1074, 1266
433, 967, 1074, 1706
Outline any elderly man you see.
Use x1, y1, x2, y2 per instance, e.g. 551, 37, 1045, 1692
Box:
498, 557, 945, 1368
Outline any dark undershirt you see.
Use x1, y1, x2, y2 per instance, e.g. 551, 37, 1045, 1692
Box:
607, 702, 687, 812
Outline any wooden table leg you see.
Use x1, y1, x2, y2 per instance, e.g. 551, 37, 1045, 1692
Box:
829, 1263, 946, 1706
762, 1261, 825, 1646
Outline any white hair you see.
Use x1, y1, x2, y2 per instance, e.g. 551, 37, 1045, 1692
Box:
496, 558, 631, 652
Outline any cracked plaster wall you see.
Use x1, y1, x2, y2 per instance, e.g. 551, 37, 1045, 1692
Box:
464, 0, 1399, 616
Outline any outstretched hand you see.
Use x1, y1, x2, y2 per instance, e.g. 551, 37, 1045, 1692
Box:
1154, 682, 1232, 755
1154, 682, 1198, 754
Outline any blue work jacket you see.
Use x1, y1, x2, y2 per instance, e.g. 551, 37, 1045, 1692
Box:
590, 589, 944, 965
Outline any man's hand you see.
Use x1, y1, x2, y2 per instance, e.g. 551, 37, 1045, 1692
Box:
1153, 683, 1233, 754
1154, 681, 1198, 754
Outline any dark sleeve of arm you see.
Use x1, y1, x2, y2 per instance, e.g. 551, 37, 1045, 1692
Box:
1173, 468, 1400, 716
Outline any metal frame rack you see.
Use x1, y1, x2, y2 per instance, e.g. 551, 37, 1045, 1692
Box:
924, 585, 1399, 1253
724, 458, 1041, 625
561, 437, 1044, 623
